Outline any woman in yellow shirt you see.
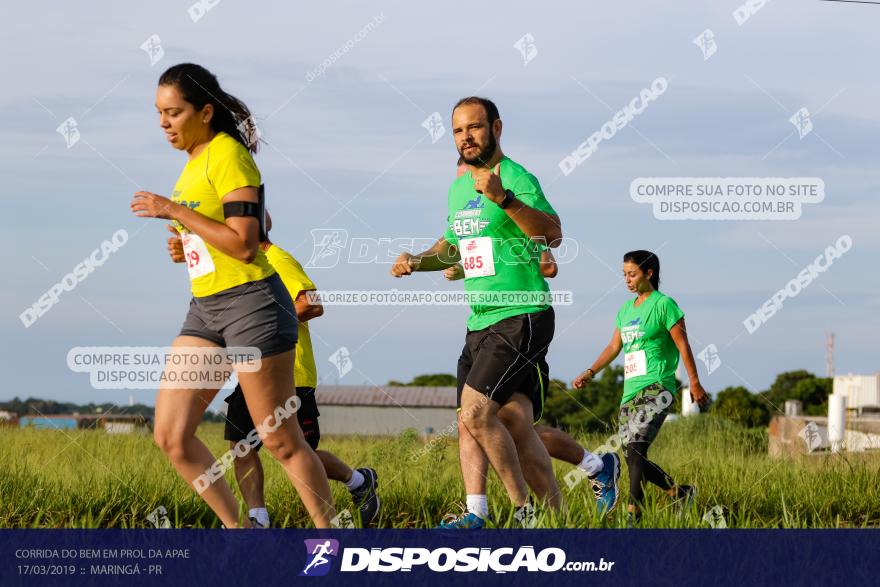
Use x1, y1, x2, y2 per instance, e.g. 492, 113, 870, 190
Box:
130, 63, 335, 528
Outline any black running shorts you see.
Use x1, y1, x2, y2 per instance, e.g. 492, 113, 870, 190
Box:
455, 307, 555, 407
223, 384, 321, 450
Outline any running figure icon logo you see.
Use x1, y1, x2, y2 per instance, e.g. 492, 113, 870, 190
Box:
306, 229, 349, 269
697, 344, 721, 375
789, 107, 813, 139
702, 505, 727, 529
56, 117, 80, 149
328, 347, 353, 378
513, 33, 538, 65
421, 112, 446, 144
692, 29, 717, 61
140, 34, 165, 66
799, 421, 825, 453
300, 539, 340, 577
146, 505, 172, 528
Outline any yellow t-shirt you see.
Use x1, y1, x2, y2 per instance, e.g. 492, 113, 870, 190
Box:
265, 244, 319, 388
171, 132, 276, 297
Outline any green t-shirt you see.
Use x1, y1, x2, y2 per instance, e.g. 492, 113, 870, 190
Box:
443, 156, 558, 331
615, 291, 685, 404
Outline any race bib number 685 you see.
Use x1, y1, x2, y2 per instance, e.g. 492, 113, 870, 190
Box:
460, 237, 496, 279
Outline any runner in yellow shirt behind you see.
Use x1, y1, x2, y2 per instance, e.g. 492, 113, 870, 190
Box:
168, 214, 380, 528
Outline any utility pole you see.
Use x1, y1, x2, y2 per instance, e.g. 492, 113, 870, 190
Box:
826, 332, 835, 378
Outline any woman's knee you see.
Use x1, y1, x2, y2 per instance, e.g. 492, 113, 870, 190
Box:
154, 428, 187, 462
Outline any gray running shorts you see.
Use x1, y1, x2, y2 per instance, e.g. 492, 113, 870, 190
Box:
178, 273, 297, 357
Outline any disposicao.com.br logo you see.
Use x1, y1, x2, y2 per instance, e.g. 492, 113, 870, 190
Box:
300, 539, 340, 577
300, 539, 614, 575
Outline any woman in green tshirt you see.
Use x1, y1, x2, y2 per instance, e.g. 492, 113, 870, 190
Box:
572, 250, 709, 523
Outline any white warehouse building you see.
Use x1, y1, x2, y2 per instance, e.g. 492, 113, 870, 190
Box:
833, 374, 880, 411
313, 385, 458, 437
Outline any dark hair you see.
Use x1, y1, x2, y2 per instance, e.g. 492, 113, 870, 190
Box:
452, 96, 500, 125
623, 250, 660, 291
158, 63, 259, 154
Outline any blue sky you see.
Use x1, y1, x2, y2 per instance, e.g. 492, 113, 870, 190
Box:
2, 1, 878, 410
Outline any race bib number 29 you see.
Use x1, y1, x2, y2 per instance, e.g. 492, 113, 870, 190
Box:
181, 233, 216, 280
460, 237, 496, 279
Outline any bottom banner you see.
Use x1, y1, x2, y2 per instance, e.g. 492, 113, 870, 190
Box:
2, 529, 878, 585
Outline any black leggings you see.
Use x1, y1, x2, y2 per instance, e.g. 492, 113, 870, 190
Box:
624, 441, 675, 507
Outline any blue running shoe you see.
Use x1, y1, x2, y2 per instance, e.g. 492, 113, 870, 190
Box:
436, 512, 487, 529
590, 452, 621, 518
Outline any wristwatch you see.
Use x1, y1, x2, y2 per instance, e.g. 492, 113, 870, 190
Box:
499, 189, 516, 210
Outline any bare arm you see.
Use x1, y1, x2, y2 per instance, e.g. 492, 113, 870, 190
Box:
500, 199, 563, 246
390, 237, 460, 277
540, 249, 557, 278
166, 225, 185, 263
133, 186, 261, 264
572, 328, 622, 389
669, 318, 710, 407
294, 289, 324, 322
472, 165, 563, 246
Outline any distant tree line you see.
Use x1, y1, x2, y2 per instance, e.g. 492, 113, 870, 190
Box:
387, 374, 458, 387
0, 397, 226, 423
390, 368, 831, 432
3, 369, 831, 431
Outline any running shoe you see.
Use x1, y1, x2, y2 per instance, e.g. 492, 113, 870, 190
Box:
436, 511, 487, 529
676, 485, 697, 510
514, 500, 538, 529
626, 511, 641, 528
349, 467, 381, 527
248, 517, 269, 529
589, 452, 621, 518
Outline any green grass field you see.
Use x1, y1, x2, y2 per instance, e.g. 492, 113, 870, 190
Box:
3, 415, 879, 528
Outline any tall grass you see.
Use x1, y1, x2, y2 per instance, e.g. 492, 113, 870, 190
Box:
2, 415, 879, 528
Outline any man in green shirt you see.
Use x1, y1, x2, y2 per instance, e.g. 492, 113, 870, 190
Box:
392, 97, 567, 527
440, 159, 621, 528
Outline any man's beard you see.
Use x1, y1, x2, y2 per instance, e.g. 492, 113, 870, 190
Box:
459, 133, 497, 166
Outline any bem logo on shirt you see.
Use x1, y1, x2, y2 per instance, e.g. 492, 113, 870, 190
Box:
451, 217, 490, 237
464, 195, 484, 210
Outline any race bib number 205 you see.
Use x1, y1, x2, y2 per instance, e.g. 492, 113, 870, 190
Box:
624, 350, 647, 380
460, 237, 496, 279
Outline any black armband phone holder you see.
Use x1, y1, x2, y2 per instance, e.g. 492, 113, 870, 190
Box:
223, 184, 267, 241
